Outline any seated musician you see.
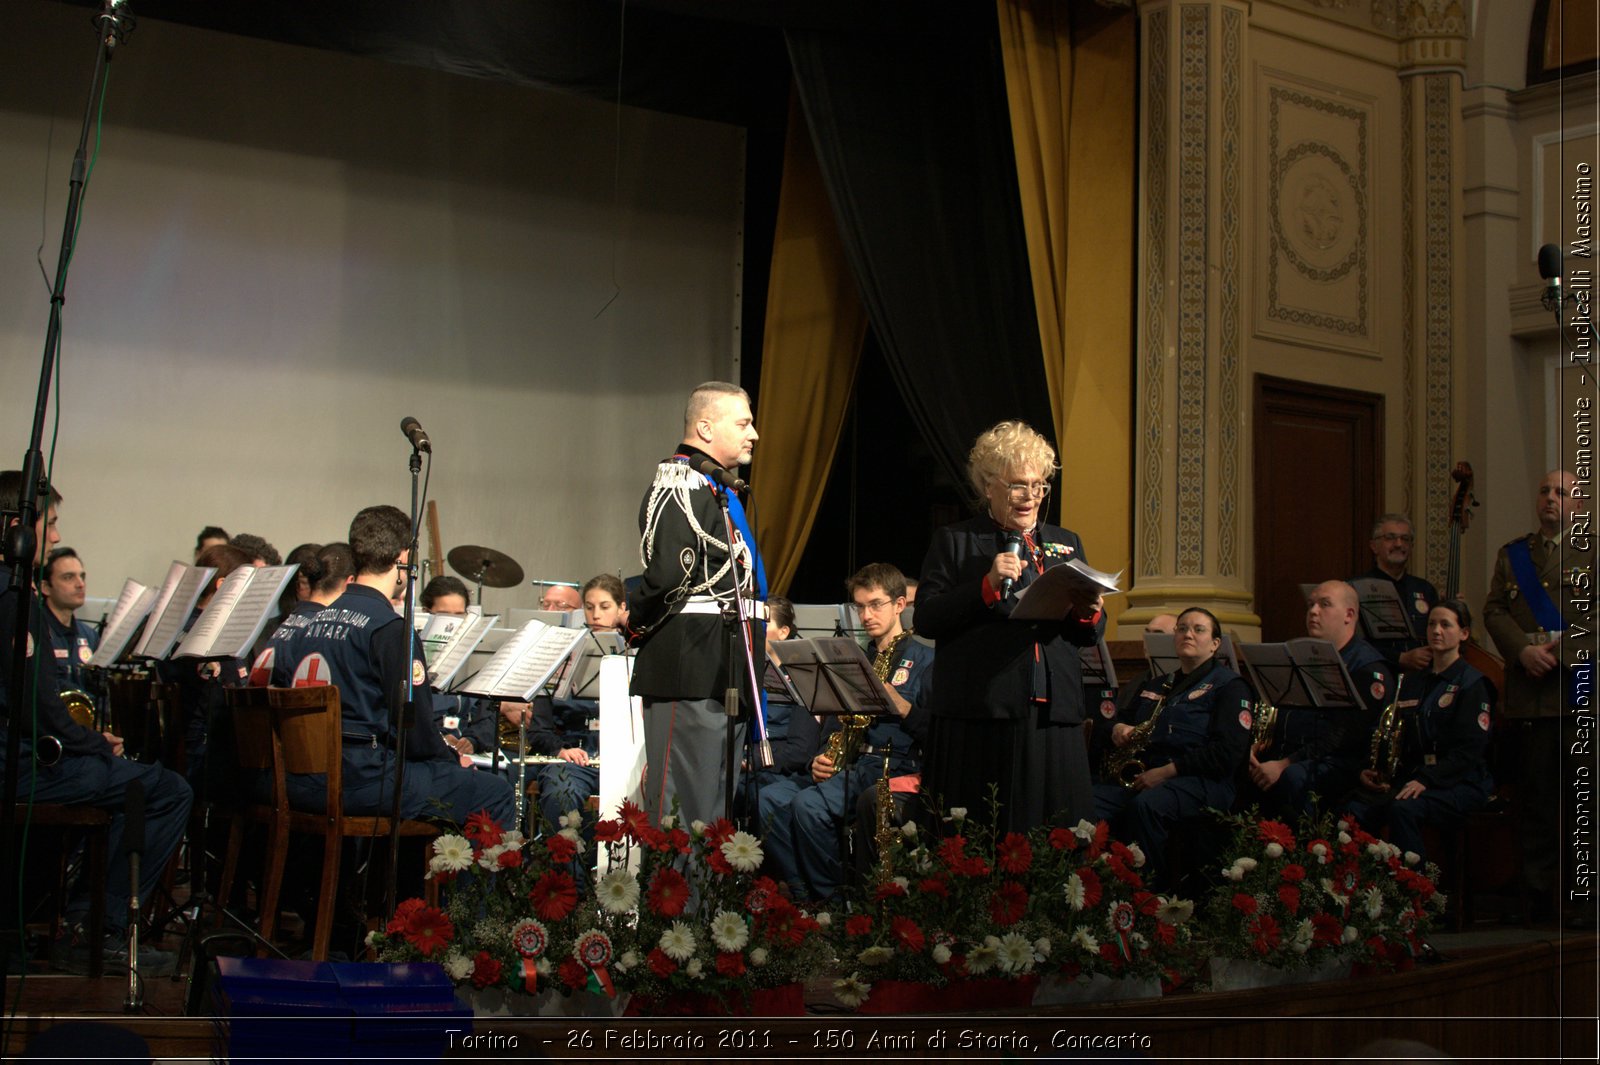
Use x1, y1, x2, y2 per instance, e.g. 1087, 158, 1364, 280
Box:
744, 597, 813, 822
194, 525, 229, 562
40, 547, 99, 694
1093, 607, 1252, 888
419, 575, 505, 760
1353, 513, 1438, 673
260, 543, 354, 686
1244, 580, 1395, 818
1343, 598, 1493, 861
1087, 612, 1176, 767
539, 583, 582, 613
0, 472, 192, 976
279, 505, 513, 827
764, 563, 933, 902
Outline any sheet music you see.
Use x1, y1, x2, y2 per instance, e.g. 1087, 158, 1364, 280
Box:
459, 620, 586, 700
1011, 558, 1123, 621
1350, 578, 1417, 642
426, 612, 497, 691
135, 562, 215, 660
767, 637, 895, 718
1236, 638, 1363, 709
87, 579, 157, 668
174, 565, 298, 660
553, 631, 627, 699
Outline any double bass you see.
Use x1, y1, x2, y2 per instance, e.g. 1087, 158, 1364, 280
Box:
1445, 461, 1506, 695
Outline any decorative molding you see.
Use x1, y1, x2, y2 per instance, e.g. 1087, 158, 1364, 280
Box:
1421, 73, 1454, 591
1399, 0, 1466, 72
1262, 79, 1373, 347
1176, 3, 1210, 575
1139, 6, 1169, 579
1401, 76, 1415, 523
1261, 0, 1400, 37
1218, 5, 1242, 577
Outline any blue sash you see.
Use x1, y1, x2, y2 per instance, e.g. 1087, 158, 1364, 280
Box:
725, 490, 768, 601
1505, 538, 1563, 633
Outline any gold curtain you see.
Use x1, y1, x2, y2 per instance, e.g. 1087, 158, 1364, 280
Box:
750, 96, 868, 596
997, 0, 1136, 618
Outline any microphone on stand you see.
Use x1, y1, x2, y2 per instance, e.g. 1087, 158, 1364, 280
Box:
696, 460, 748, 493
122, 778, 145, 1012
1539, 243, 1565, 312
998, 531, 1024, 599
400, 416, 432, 454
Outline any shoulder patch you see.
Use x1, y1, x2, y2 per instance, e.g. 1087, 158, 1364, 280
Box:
249, 648, 275, 687
1099, 699, 1117, 719
412, 659, 428, 687
1238, 708, 1253, 730
1477, 710, 1490, 732
890, 667, 910, 687
1370, 680, 1386, 701
77, 643, 92, 663
292, 652, 331, 688
1438, 689, 1455, 709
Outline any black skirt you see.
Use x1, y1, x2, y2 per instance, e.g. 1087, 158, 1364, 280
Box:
921, 704, 1094, 834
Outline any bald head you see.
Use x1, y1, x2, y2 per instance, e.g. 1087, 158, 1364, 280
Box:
540, 584, 581, 612
1538, 470, 1579, 537
1305, 580, 1359, 648
1145, 613, 1178, 635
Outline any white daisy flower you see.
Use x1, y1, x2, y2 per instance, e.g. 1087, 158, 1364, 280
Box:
1071, 928, 1099, 954
710, 910, 750, 952
750, 947, 769, 966
443, 952, 473, 981
857, 945, 893, 966
1064, 873, 1087, 911
721, 831, 764, 873
429, 834, 474, 875
596, 869, 640, 914
932, 943, 952, 965
996, 932, 1035, 974
1156, 897, 1194, 925
966, 941, 998, 975
1364, 887, 1384, 920
658, 921, 697, 962
834, 972, 871, 1008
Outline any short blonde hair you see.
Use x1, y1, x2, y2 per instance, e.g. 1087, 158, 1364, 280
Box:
966, 421, 1059, 499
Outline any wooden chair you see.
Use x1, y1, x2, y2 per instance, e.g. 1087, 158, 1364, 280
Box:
215, 686, 285, 948
265, 685, 440, 961
13, 803, 110, 978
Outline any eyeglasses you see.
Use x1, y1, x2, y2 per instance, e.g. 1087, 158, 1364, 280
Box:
1376, 533, 1414, 543
853, 598, 896, 615
1005, 482, 1052, 502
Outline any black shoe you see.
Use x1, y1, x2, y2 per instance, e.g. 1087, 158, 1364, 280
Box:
50, 927, 178, 978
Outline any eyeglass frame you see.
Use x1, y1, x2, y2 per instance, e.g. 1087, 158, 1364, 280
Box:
1003, 481, 1052, 502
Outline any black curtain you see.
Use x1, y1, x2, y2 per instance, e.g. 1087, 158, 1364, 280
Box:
786, 9, 1055, 499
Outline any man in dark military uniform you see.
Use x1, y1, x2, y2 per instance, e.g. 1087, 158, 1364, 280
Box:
1353, 513, 1439, 672
280, 505, 512, 827
1484, 470, 1591, 925
39, 547, 98, 692
1245, 580, 1395, 817
631, 381, 764, 826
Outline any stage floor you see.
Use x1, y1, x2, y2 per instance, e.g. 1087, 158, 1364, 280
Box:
2, 926, 1595, 1062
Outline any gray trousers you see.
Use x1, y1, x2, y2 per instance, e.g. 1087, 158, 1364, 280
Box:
642, 697, 745, 826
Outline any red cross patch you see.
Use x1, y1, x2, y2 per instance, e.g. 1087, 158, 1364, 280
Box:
1100, 699, 1117, 719
1239, 708, 1253, 730
249, 648, 274, 687
1477, 710, 1490, 732
1370, 680, 1385, 701
293, 653, 331, 688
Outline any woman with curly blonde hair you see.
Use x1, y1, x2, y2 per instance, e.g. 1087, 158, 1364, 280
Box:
913, 420, 1104, 831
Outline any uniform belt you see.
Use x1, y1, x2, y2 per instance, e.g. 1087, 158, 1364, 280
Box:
678, 596, 768, 622
1526, 630, 1560, 645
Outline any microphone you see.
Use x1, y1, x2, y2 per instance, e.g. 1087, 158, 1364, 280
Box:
999, 531, 1024, 599
1539, 243, 1564, 310
400, 416, 432, 453
696, 459, 749, 493
123, 778, 145, 1012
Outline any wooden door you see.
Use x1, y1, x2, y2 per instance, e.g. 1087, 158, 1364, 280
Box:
1252, 375, 1384, 641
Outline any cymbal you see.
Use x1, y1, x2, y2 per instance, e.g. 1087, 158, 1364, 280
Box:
446, 545, 525, 589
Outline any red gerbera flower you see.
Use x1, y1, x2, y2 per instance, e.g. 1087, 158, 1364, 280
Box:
647, 948, 677, 977
463, 811, 503, 851
528, 870, 578, 921
545, 833, 578, 865
666, 827, 691, 854
1257, 819, 1296, 851
890, 916, 925, 954
593, 819, 624, 844
703, 818, 736, 846
758, 899, 811, 948
706, 847, 735, 876
998, 832, 1033, 874
989, 881, 1028, 927
471, 950, 503, 989
386, 897, 426, 935
646, 868, 690, 917
936, 834, 968, 869
1310, 913, 1343, 947
617, 799, 650, 840
403, 906, 454, 957
715, 951, 745, 978
1087, 821, 1111, 859
1077, 866, 1104, 909
1249, 914, 1282, 955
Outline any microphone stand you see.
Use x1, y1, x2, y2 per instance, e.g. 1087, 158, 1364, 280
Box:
123, 779, 145, 1013
1, 1, 130, 1007
383, 443, 424, 920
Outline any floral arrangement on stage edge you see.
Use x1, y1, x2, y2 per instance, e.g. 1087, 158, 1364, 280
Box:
830, 798, 1196, 1008
1204, 811, 1444, 972
369, 802, 833, 1011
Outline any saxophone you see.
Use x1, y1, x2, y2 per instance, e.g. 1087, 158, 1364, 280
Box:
1368, 674, 1407, 786
824, 630, 912, 770
1251, 700, 1279, 752
1103, 690, 1169, 787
